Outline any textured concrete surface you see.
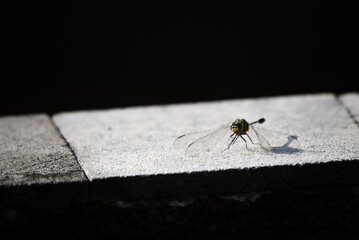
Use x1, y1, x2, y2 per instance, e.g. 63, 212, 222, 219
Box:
0, 114, 88, 205
53, 93, 359, 200
0, 114, 86, 185
340, 92, 359, 123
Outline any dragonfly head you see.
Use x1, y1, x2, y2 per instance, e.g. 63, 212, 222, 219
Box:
230, 119, 249, 134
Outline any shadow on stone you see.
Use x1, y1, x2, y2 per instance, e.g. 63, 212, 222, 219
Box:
270, 135, 303, 154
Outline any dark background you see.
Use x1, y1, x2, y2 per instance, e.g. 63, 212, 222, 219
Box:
1, 1, 356, 116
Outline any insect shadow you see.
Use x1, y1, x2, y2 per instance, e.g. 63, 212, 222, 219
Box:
269, 135, 303, 154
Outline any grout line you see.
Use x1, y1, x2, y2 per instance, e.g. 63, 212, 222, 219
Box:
335, 94, 359, 128
49, 116, 92, 198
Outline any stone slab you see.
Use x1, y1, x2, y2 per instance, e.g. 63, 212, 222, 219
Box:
0, 114, 88, 205
53, 93, 359, 200
339, 92, 359, 124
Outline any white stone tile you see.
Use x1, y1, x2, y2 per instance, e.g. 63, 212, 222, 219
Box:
53, 93, 359, 180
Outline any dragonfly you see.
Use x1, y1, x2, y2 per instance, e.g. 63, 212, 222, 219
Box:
174, 118, 300, 155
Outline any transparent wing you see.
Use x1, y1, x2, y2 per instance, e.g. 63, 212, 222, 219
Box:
249, 125, 301, 153
249, 126, 271, 151
174, 124, 234, 156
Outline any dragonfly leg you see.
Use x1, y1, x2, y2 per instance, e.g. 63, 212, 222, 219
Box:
245, 133, 255, 145
240, 135, 248, 149
222, 135, 239, 152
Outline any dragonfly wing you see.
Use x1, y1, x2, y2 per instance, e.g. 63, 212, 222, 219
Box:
250, 126, 271, 151
174, 126, 226, 148
174, 125, 232, 156
250, 125, 300, 151
174, 129, 213, 148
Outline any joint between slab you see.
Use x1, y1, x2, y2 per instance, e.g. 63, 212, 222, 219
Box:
336, 94, 359, 128
50, 117, 92, 194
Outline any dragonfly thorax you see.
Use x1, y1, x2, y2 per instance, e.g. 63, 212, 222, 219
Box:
230, 118, 250, 135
